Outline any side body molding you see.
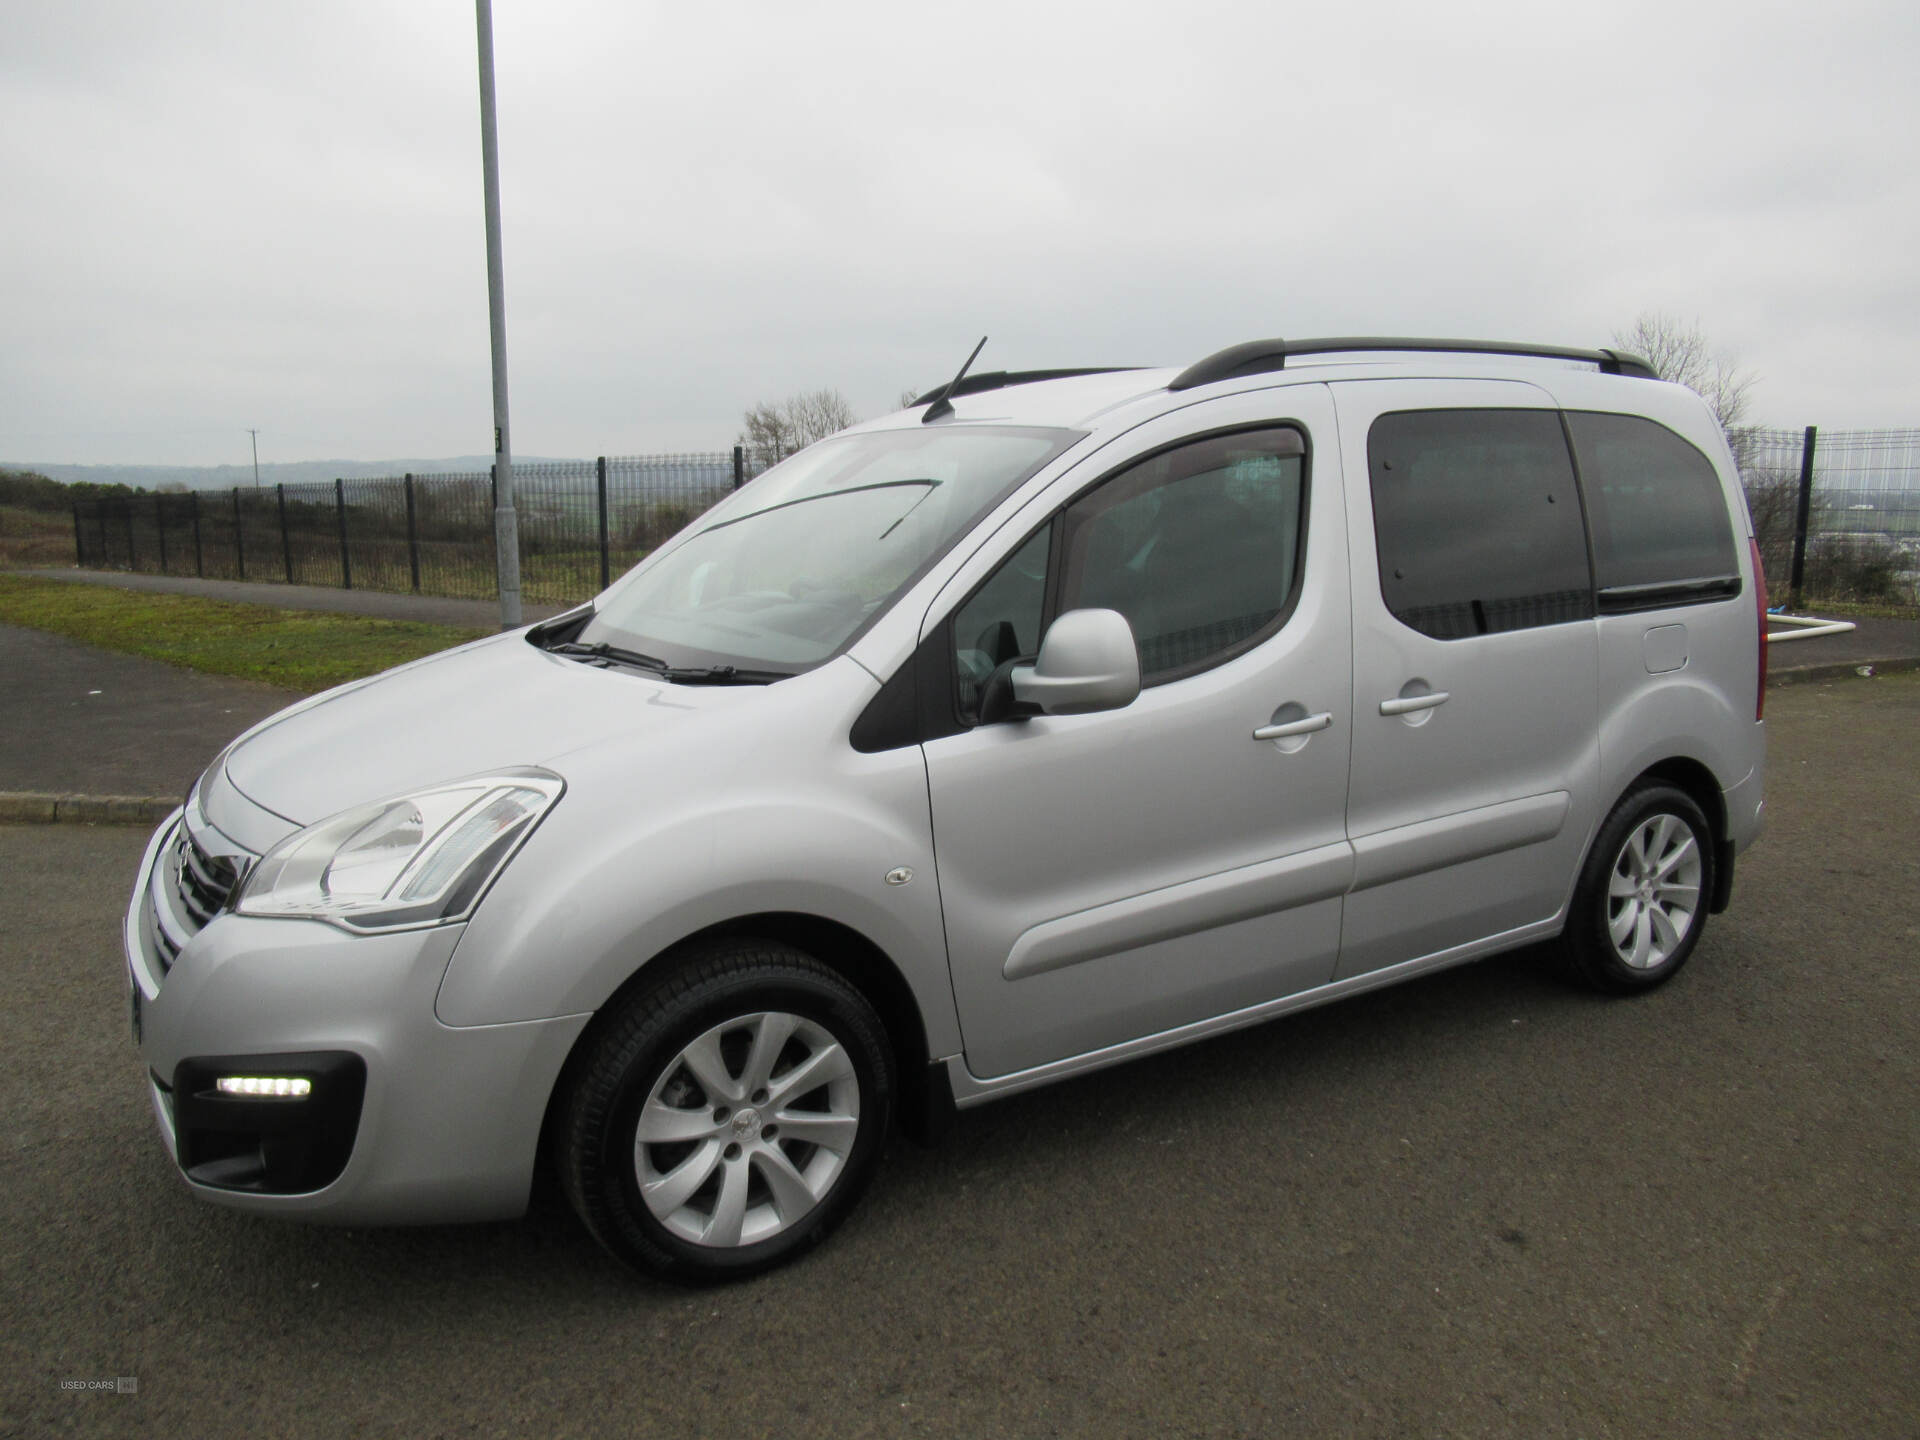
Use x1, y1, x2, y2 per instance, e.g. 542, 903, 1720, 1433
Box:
1004, 841, 1355, 981
1349, 791, 1571, 893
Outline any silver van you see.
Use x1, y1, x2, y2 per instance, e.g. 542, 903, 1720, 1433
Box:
125, 337, 1768, 1281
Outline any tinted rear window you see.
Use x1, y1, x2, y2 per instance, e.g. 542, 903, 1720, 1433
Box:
1368, 409, 1592, 639
1565, 412, 1737, 592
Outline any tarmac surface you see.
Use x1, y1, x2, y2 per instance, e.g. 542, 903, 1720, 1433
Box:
1761, 612, 1920, 673
1, 673, 1915, 1438
0, 625, 299, 800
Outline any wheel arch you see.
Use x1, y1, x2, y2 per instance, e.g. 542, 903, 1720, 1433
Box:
1596, 755, 1736, 914
1636, 755, 1727, 842
536, 911, 947, 1185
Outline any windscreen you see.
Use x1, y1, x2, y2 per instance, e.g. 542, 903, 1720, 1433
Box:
580, 426, 1077, 671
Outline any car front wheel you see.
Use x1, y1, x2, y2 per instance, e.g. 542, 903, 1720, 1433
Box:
555, 939, 894, 1283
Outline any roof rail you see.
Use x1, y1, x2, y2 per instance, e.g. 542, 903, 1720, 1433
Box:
909, 367, 1145, 408
1167, 337, 1658, 392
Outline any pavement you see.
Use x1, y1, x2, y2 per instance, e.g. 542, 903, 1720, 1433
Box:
1762, 612, 1920, 676
0, 626, 299, 818
0, 568, 565, 823
2, 674, 1916, 1439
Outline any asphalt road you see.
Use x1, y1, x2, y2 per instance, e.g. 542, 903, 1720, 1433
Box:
3, 676, 1915, 1439
0, 624, 298, 798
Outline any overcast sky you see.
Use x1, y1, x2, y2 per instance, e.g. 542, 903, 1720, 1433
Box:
3, 0, 1915, 467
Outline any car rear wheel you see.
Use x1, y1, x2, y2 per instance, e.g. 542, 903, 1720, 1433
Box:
555, 938, 894, 1283
1563, 782, 1715, 993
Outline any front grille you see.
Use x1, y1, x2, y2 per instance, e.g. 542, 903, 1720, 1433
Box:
148, 820, 247, 975
176, 829, 238, 927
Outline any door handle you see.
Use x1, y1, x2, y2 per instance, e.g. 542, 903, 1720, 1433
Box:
1379, 691, 1450, 716
1253, 711, 1333, 741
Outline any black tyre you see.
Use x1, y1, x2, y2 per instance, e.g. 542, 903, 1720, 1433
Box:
1563, 782, 1716, 993
555, 938, 894, 1283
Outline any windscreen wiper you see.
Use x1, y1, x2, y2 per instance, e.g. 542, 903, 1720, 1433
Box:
546, 640, 672, 672
548, 641, 785, 686
656, 664, 788, 686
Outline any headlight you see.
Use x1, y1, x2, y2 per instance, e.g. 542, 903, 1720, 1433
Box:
234, 770, 564, 933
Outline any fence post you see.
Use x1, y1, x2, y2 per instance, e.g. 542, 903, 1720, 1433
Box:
404, 474, 421, 593
732, 445, 745, 491
98, 506, 110, 570
1788, 425, 1818, 609
72, 502, 83, 566
155, 495, 169, 573
278, 483, 294, 584
191, 491, 204, 576
233, 487, 246, 581
597, 456, 610, 590
335, 477, 352, 589
124, 501, 137, 572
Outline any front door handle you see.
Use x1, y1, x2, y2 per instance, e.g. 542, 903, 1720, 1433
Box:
1379, 691, 1450, 717
1253, 711, 1333, 741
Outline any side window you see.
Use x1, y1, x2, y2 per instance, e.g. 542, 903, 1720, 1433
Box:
1368, 409, 1592, 640
1058, 427, 1306, 681
1565, 412, 1738, 598
952, 527, 1051, 719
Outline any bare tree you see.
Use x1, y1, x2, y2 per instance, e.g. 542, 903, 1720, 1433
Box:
738, 388, 858, 471
1613, 312, 1758, 471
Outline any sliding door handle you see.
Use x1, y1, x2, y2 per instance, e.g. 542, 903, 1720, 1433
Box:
1379, 691, 1450, 716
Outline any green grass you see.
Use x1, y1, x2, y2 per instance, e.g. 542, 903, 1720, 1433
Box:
0, 505, 77, 567
0, 575, 489, 693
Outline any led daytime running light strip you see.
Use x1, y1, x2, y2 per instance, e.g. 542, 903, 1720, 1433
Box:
216, 1076, 312, 1098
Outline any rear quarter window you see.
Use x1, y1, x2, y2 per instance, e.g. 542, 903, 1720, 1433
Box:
1565, 411, 1738, 598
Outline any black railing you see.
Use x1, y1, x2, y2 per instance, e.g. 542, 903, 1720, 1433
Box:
66, 432, 1920, 609
70, 450, 761, 608
1738, 427, 1920, 606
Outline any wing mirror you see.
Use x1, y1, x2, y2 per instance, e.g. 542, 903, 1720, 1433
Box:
978, 608, 1141, 723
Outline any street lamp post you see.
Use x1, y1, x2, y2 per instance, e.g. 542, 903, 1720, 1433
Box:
474, 0, 522, 630
246, 428, 261, 488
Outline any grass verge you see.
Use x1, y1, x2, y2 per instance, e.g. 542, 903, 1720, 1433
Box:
0, 505, 77, 567
0, 575, 489, 693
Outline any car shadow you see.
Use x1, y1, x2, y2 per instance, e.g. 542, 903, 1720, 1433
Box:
127, 938, 1612, 1315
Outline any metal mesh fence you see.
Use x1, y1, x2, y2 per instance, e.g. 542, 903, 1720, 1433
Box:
67, 433, 1919, 609
70, 452, 750, 609
1739, 428, 1920, 603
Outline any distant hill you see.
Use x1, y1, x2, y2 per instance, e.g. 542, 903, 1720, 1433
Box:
5, 458, 587, 493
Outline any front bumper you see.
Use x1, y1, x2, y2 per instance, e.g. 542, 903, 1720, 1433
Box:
126, 811, 591, 1225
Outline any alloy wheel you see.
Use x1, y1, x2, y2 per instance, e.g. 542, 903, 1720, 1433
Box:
1606, 812, 1703, 970
633, 1011, 861, 1248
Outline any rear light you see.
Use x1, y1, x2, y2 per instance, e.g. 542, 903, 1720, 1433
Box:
1751, 536, 1768, 720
